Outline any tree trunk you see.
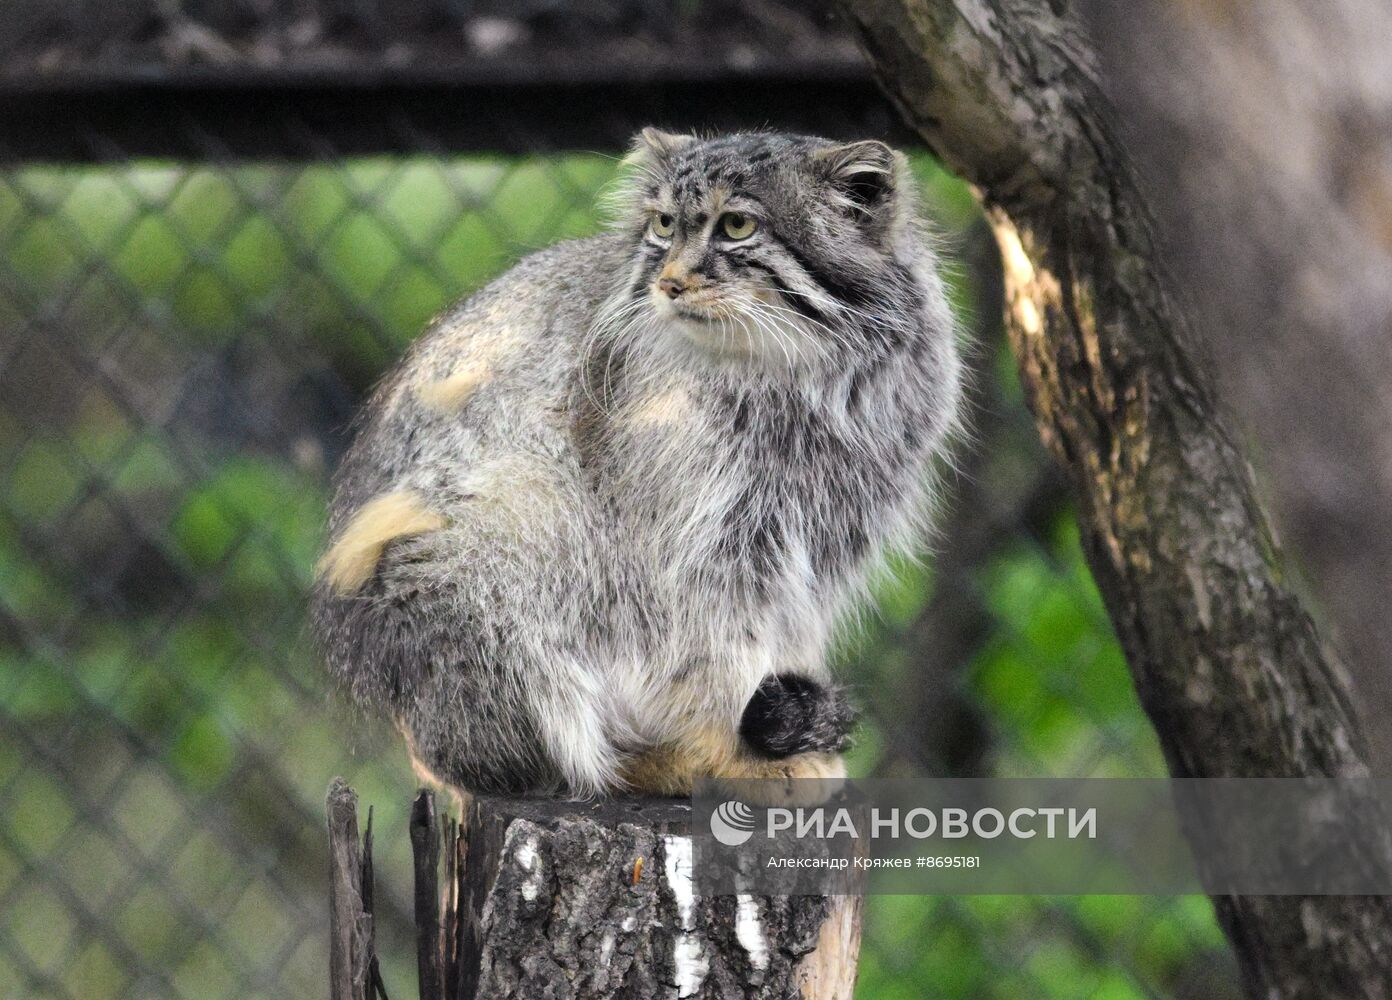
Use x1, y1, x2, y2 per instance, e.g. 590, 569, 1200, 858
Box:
1083, 0, 1392, 776
834, 1, 1392, 996
449, 794, 860, 1000
330, 783, 863, 1000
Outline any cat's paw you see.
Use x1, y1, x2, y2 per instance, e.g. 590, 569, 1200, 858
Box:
739, 673, 858, 759
737, 751, 846, 807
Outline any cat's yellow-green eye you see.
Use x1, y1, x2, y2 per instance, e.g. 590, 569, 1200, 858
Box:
652, 213, 675, 238
721, 213, 757, 240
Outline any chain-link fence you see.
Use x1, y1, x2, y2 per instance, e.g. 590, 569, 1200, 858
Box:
0, 7, 1242, 998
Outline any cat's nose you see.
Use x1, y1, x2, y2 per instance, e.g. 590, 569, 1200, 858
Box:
658, 276, 686, 299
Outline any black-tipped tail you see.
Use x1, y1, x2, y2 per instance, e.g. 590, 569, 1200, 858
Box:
739, 673, 857, 759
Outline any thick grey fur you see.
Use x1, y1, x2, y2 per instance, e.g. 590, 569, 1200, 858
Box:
311, 130, 962, 796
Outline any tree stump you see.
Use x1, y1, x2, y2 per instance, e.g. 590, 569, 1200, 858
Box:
327, 781, 863, 1000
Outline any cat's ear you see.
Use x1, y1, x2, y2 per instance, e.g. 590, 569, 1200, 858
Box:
631, 127, 697, 162
607, 129, 695, 220
813, 140, 905, 223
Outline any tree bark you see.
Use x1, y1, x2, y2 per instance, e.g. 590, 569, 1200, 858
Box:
330, 785, 863, 1000
327, 778, 376, 1000
835, 1, 1392, 996
1083, 0, 1392, 775
444, 794, 861, 1000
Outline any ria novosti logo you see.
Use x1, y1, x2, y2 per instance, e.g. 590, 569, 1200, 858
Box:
709, 800, 756, 846
707, 798, 1100, 846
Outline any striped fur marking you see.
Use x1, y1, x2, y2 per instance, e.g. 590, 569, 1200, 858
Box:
628, 386, 692, 428
318, 490, 446, 594
416, 359, 491, 412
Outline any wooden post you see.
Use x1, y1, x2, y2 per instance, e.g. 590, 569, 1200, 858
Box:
327, 781, 863, 1000
409, 792, 444, 1000
327, 779, 384, 1000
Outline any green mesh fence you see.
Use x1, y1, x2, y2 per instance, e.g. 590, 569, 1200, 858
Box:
0, 139, 1240, 999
